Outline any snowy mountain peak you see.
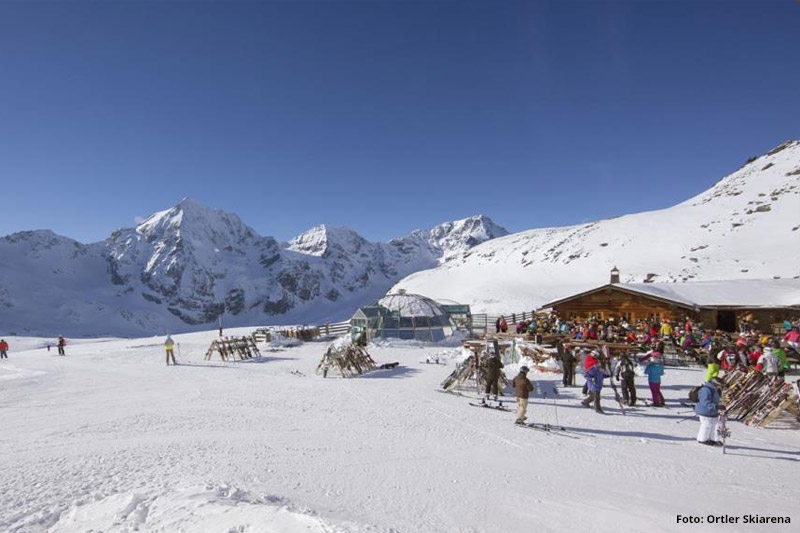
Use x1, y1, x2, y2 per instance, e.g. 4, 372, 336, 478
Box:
133, 198, 258, 249
286, 225, 368, 257
404, 214, 509, 259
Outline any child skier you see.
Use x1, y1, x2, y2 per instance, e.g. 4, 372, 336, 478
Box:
695, 378, 723, 446
644, 354, 665, 407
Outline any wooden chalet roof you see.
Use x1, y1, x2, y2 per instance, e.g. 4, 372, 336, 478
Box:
539, 279, 800, 311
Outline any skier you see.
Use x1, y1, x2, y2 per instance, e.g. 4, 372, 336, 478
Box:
581, 359, 605, 414
614, 354, 637, 406
559, 341, 575, 387
705, 349, 722, 382
644, 354, 665, 407
512, 366, 533, 424
483, 350, 504, 400
0, 339, 8, 359
164, 335, 177, 366
581, 349, 597, 396
694, 378, 723, 446
57, 335, 66, 356
756, 346, 780, 377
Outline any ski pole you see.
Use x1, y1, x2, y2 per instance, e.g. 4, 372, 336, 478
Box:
676, 415, 697, 424
552, 388, 560, 428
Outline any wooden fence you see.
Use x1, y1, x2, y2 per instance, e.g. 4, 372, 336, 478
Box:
252, 320, 351, 343
468, 311, 542, 337
251, 310, 543, 344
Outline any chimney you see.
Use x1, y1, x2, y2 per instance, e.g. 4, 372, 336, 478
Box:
610, 266, 620, 284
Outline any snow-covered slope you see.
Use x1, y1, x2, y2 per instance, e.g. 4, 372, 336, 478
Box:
0, 201, 506, 336
1, 334, 798, 532
393, 140, 800, 311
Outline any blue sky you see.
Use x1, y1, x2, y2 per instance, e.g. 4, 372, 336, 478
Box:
1, 0, 798, 244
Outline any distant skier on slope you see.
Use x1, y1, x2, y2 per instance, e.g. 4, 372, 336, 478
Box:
165, 335, 177, 366
512, 366, 533, 425
57, 335, 66, 356
0, 339, 8, 359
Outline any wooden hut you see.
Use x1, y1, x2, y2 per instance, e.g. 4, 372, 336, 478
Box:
539, 278, 800, 332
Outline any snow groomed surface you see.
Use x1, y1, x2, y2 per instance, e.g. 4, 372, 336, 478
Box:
1, 331, 797, 532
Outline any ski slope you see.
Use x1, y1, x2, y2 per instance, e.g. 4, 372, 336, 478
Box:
0, 332, 798, 532
393, 140, 800, 312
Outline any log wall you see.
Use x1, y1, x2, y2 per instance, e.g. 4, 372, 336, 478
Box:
552, 287, 693, 323
553, 287, 793, 333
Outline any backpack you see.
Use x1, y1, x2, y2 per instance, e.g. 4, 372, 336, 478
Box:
688, 385, 702, 404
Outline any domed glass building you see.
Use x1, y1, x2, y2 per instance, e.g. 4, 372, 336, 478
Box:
350, 291, 469, 343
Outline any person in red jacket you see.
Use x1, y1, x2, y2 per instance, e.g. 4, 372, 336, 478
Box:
747, 347, 762, 366
0, 339, 8, 359
783, 328, 800, 351
721, 348, 738, 372
581, 350, 599, 396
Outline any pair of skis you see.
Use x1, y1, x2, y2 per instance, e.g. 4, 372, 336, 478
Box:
516, 421, 581, 439
469, 397, 510, 411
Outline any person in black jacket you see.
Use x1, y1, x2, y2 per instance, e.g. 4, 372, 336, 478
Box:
614, 354, 637, 406
484, 351, 504, 400
559, 341, 575, 387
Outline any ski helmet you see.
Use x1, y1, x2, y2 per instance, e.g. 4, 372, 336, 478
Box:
520, 366, 530, 373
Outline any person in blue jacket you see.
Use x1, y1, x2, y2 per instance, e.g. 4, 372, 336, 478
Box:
694, 378, 723, 446
581, 359, 605, 414
644, 354, 665, 406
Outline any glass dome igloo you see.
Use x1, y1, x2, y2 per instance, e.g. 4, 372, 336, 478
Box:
350, 292, 467, 343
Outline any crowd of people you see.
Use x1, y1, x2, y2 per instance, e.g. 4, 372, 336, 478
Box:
501, 312, 800, 445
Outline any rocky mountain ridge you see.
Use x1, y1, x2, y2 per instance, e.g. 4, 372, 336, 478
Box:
0, 203, 507, 336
